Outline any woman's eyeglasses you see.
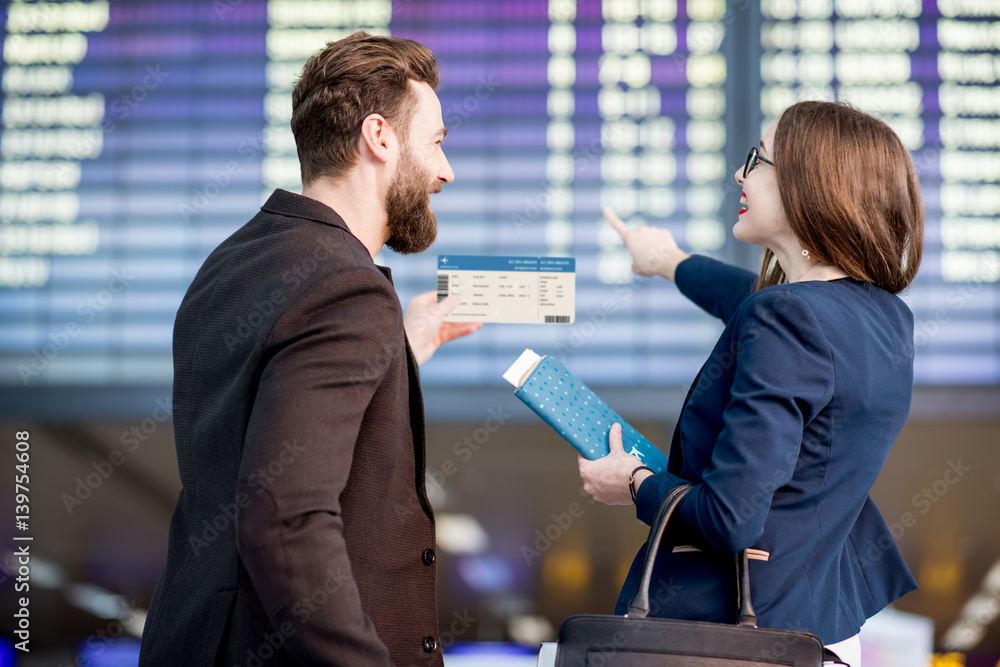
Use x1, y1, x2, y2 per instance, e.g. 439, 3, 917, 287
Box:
743, 146, 775, 178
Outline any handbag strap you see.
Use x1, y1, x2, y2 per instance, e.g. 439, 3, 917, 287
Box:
625, 484, 757, 628
737, 549, 757, 627
823, 649, 850, 665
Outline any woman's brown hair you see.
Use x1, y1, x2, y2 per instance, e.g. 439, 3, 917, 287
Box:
757, 101, 924, 294
291, 31, 439, 185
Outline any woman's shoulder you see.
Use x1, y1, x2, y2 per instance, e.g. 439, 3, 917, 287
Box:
723, 285, 832, 356
743, 277, 909, 309
732, 280, 824, 320
733, 278, 913, 340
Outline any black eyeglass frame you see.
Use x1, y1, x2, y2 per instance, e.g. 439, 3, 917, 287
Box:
743, 146, 775, 178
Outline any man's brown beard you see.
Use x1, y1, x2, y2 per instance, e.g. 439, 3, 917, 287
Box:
384, 145, 440, 255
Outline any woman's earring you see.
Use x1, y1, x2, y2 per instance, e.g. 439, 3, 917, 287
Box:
801, 249, 809, 258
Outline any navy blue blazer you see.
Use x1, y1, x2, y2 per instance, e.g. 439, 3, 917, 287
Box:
614, 255, 917, 644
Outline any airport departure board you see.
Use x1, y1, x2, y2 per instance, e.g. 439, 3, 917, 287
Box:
759, 0, 1000, 384
0, 0, 997, 413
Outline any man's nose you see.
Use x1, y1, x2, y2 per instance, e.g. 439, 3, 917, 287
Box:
439, 152, 455, 184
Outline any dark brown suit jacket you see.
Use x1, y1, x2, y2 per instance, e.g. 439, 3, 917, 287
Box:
139, 189, 442, 667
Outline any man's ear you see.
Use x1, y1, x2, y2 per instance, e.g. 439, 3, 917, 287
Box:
359, 113, 395, 164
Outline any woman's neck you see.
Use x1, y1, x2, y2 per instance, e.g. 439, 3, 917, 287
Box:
772, 244, 850, 283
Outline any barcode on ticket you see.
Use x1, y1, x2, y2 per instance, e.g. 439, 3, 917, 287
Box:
437, 274, 449, 301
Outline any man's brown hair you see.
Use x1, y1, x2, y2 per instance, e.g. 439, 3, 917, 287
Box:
757, 101, 924, 294
291, 31, 439, 185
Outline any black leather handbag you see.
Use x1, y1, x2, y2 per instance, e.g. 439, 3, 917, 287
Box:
554, 484, 848, 666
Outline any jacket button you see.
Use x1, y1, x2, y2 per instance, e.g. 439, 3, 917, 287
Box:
422, 636, 438, 653
421, 548, 436, 566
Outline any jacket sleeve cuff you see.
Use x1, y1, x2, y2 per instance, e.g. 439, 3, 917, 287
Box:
673, 254, 700, 298
634, 470, 688, 526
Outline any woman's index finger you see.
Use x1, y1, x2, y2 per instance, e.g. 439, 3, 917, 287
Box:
602, 207, 630, 238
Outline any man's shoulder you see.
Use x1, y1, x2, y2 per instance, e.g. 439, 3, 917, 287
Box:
181, 205, 393, 333
207, 204, 377, 282
273, 211, 372, 265
249, 209, 398, 309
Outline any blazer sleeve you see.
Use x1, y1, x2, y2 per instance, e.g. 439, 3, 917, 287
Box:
674, 255, 757, 325
234, 266, 400, 666
634, 288, 835, 553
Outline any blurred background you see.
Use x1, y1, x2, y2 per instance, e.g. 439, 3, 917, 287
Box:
0, 0, 998, 665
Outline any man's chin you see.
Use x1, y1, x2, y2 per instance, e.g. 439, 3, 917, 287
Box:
386, 221, 437, 255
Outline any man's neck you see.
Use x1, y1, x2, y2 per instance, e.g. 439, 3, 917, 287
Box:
301, 174, 386, 259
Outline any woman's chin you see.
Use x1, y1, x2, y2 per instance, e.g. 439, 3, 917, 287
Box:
732, 219, 766, 247
732, 218, 747, 242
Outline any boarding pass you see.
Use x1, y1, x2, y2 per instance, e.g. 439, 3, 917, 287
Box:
437, 255, 575, 324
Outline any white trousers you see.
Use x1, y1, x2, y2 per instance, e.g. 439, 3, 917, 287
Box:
824, 633, 861, 666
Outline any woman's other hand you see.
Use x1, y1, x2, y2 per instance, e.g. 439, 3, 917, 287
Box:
579, 423, 648, 506
603, 207, 690, 282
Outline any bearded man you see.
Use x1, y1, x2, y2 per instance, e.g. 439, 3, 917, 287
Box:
139, 32, 479, 667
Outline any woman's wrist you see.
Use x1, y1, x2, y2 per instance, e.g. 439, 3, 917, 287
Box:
659, 250, 691, 282
629, 468, 655, 503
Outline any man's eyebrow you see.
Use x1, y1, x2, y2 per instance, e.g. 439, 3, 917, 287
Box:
434, 128, 448, 140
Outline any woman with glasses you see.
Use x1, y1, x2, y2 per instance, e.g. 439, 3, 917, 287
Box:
578, 101, 923, 666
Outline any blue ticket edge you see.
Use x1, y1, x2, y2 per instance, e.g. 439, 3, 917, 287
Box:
438, 255, 575, 273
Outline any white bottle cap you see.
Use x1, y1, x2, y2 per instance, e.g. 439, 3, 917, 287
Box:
503, 348, 543, 388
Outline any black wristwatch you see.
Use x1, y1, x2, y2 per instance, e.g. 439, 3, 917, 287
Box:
629, 466, 653, 503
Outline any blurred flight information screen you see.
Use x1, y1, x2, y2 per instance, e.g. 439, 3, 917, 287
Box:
0, 0, 998, 410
